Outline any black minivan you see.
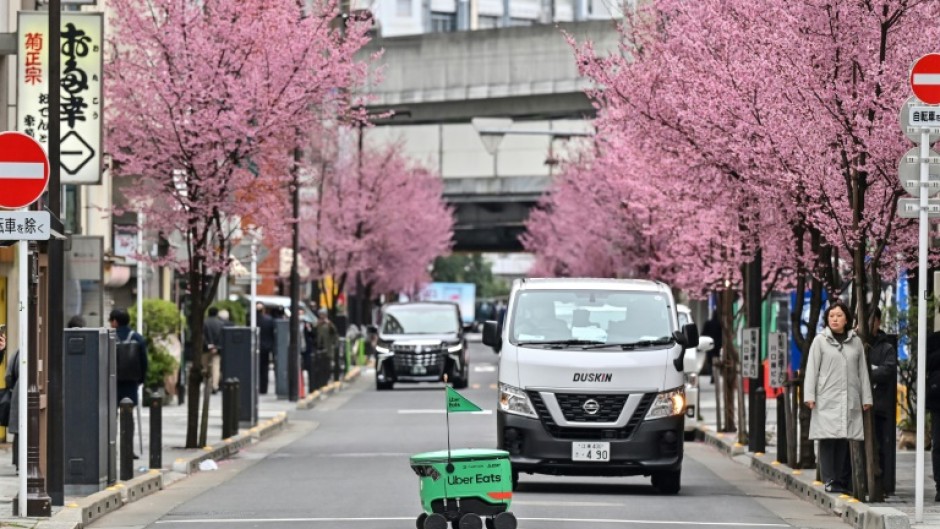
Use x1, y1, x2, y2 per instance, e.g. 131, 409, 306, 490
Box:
374, 302, 469, 390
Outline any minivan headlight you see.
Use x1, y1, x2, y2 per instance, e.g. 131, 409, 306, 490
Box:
499, 383, 537, 418
447, 343, 463, 353
375, 344, 392, 355
645, 387, 685, 420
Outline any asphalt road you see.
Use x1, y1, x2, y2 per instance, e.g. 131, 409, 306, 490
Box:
93, 340, 848, 529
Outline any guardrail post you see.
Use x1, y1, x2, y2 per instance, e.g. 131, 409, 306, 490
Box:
149, 397, 162, 470
119, 398, 134, 481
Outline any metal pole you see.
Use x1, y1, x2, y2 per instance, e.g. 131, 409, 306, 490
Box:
915, 128, 929, 523
25, 241, 50, 516
288, 148, 301, 402
137, 213, 144, 335
250, 237, 257, 330
119, 399, 134, 481
748, 252, 766, 453
17, 241, 27, 517
46, 0, 64, 507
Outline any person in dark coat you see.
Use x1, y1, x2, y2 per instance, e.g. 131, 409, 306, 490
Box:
700, 310, 723, 381
925, 330, 940, 501
204, 307, 225, 394
257, 303, 276, 394
299, 308, 317, 392
110, 308, 147, 459
867, 307, 897, 495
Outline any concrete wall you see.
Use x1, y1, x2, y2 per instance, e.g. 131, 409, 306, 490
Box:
362, 19, 620, 108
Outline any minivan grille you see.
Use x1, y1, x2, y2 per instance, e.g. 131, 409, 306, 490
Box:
527, 391, 656, 440
554, 393, 628, 422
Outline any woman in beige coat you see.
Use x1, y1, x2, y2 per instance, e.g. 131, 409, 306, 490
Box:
804, 300, 873, 494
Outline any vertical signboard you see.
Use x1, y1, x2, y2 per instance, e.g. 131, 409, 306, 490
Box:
16, 12, 103, 184
768, 332, 788, 388
741, 327, 760, 379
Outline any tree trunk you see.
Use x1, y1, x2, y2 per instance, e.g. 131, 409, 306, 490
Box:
199, 350, 212, 447
185, 272, 206, 448
719, 286, 737, 432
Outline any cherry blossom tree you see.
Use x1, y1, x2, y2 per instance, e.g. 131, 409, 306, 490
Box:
286, 134, 453, 317
542, 0, 940, 487
106, 0, 371, 448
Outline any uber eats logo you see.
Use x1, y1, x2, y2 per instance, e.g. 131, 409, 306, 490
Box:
447, 473, 502, 486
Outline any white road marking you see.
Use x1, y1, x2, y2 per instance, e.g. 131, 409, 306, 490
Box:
397, 409, 492, 415
156, 517, 788, 527
474, 365, 497, 372
0, 162, 44, 179
521, 518, 789, 527
512, 500, 624, 507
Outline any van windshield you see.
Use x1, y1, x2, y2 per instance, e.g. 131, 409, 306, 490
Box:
381, 305, 459, 335
509, 290, 674, 348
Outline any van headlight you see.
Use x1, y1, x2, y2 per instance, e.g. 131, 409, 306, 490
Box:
375, 344, 392, 355
645, 387, 685, 420
499, 383, 537, 418
447, 343, 463, 353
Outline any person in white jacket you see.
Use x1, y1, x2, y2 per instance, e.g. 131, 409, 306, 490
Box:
804, 300, 873, 494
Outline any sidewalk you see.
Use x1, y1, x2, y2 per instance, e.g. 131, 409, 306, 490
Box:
0, 365, 362, 529
696, 380, 938, 529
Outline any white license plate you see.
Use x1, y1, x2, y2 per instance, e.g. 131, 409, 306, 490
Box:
411, 365, 427, 375
572, 442, 610, 462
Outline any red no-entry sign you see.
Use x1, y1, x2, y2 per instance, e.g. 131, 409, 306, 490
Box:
0, 131, 50, 209
911, 54, 940, 105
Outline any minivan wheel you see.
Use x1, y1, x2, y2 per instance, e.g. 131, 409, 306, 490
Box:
451, 365, 469, 389
376, 377, 394, 391
511, 470, 520, 491
651, 469, 681, 494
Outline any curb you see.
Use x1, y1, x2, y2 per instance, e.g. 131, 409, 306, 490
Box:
296, 366, 362, 411
697, 426, 911, 529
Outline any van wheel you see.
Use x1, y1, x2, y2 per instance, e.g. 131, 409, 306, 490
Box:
651, 469, 681, 494
376, 378, 394, 391
511, 470, 519, 490
683, 430, 696, 442
451, 364, 469, 389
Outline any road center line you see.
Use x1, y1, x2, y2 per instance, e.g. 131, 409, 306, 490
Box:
156, 517, 788, 527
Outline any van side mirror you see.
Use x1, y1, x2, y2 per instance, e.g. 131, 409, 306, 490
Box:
482, 320, 501, 353
672, 323, 700, 371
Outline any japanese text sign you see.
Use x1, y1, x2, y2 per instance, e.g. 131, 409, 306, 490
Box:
0, 211, 51, 241
768, 332, 788, 388
16, 12, 103, 185
741, 327, 760, 379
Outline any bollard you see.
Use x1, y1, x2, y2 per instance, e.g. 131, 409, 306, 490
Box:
229, 378, 240, 438
776, 393, 787, 465
753, 386, 766, 453
149, 397, 162, 470
119, 398, 134, 481
221, 379, 234, 440
333, 340, 344, 382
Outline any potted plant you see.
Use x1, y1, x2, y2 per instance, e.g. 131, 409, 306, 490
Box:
130, 299, 183, 405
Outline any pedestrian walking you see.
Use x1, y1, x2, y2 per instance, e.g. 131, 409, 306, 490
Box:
316, 309, 338, 378
110, 308, 148, 459
257, 303, 276, 394
299, 308, 317, 392
804, 300, 873, 494
218, 309, 235, 327
204, 307, 225, 394
700, 310, 722, 381
867, 307, 898, 495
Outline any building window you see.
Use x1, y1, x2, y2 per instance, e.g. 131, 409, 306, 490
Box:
478, 15, 499, 29
430, 11, 457, 32
396, 0, 411, 16
509, 17, 533, 26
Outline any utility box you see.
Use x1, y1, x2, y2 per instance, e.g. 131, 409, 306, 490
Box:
63, 328, 116, 495
274, 319, 289, 399
222, 326, 259, 427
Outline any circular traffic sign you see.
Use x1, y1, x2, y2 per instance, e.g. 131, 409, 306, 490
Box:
0, 132, 49, 209
911, 54, 940, 105
898, 146, 940, 197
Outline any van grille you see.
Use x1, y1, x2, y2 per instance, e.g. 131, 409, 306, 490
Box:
554, 393, 628, 422
527, 392, 656, 440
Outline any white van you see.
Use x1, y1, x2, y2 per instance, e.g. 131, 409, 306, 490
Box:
482, 278, 700, 494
